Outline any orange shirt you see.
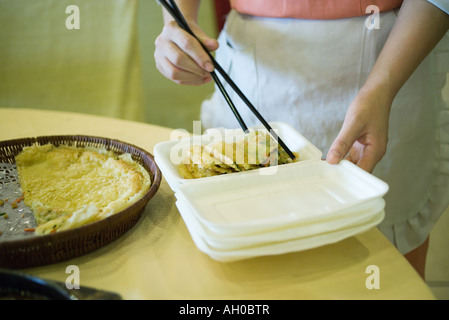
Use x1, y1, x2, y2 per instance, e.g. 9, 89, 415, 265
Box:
230, 0, 403, 19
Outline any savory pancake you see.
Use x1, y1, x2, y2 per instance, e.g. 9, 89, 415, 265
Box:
178, 130, 299, 179
15, 144, 151, 235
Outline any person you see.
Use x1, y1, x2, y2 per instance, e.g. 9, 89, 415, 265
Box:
154, 0, 449, 279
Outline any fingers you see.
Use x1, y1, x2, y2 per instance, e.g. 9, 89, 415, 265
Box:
155, 40, 212, 85
154, 21, 219, 86
354, 142, 386, 173
326, 130, 386, 173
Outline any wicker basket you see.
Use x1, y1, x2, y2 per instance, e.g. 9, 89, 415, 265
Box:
0, 135, 162, 268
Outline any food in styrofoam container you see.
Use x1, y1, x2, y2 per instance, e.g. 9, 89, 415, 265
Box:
177, 129, 300, 179
154, 122, 322, 191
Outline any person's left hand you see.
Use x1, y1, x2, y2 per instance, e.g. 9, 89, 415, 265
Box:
326, 86, 393, 173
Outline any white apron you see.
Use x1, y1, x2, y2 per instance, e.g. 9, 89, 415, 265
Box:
200, 10, 449, 254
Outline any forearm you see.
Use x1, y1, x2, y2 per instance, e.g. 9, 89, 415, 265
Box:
162, 0, 201, 24
363, 0, 449, 101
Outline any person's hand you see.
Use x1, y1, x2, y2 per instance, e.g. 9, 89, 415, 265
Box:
326, 86, 393, 173
154, 20, 219, 86
325, 0, 449, 174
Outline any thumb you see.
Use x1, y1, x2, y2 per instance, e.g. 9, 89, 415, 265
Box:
326, 131, 355, 165
202, 37, 219, 52
191, 25, 219, 52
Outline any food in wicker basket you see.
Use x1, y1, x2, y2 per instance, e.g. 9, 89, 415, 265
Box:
14, 143, 152, 235
178, 130, 299, 179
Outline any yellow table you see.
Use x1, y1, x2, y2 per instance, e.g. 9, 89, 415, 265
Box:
0, 108, 435, 300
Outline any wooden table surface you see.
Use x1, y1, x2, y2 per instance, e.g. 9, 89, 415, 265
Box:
0, 108, 435, 300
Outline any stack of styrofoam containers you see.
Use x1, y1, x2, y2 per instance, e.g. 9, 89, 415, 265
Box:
154, 122, 389, 262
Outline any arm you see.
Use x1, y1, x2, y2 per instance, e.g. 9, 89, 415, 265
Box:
154, 0, 219, 86
326, 0, 449, 172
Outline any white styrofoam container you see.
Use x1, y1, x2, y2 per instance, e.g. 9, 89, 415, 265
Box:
177, 196, 385, 262
176, 197, 385, 251
154, 122, 323, 192
175, 160, 388, 236
154, 121, 389, 262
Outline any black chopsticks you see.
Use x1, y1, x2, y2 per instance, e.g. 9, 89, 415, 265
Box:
160, 0, 248, 132
159, 0, 296, 160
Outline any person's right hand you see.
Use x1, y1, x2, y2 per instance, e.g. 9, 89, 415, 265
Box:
154, 20, 219, 86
